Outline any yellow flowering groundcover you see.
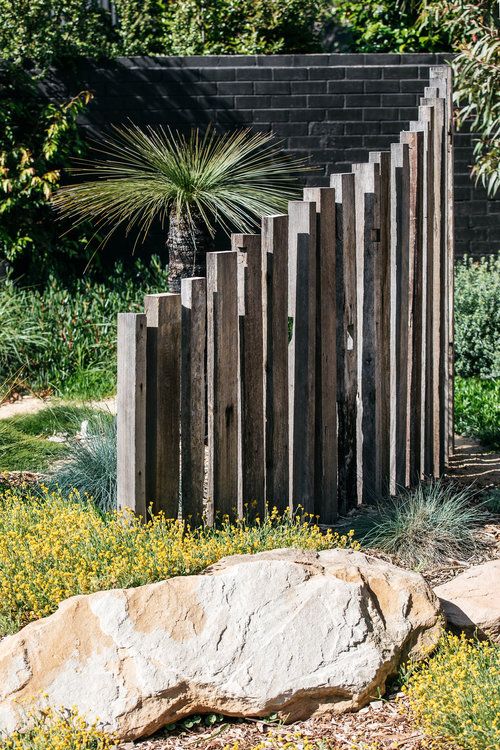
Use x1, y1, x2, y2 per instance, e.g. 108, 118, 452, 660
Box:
0, 707, 114, 750
0, 486, 358, 635
404, 632, 500, 750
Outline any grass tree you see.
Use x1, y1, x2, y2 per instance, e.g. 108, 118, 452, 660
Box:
53, 125, 308, 290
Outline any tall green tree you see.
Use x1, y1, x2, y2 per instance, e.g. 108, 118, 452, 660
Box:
422, 0, 500, 195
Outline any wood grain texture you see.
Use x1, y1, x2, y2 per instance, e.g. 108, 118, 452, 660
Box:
330, 172, 357, 512
117, 312, 147, 518
401, 130, 425, 485
181, 277, 206, 524
145, 293, 181, 518
303, 186, 337, 522
351, 162, 379, 503
232, 234, 266, 517
206, 251, 241, 521
288, 200, 317, 513
369, 151, 391, 498
262, 214, 290, 511
430, 67, 455, 463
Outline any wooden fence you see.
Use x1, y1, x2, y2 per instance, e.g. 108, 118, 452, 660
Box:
117, 66, 454, 524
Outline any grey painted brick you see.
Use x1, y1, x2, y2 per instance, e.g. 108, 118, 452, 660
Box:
255, 81, 291, 94
383, 66, 419, 79
346, 66, 381, 79
327, 53, 366, 64
344, 121, 381, 135
235, 95, 271, 108
309, 67, 345, 80
327, 108, 363, 121
308, 94, 344, 107
253, 109, 289, 122
363, 135, 394, 149
197, 68, 235, 81
236, 67, 272, 80
217, 81, 253, 95
381, 120, 407, 134
293, 108, 327, 121
363, 53, 401, 65
271, 95, 307, 107
363, 108, 399, 121
400, 79, 426, 93
327, 80, 363, 93
272, 67, 308, 80
398, 107, 418, 121
365, 80, 400, 93
309, 122, 345, 136
291, 80, 326, 93
272, 122, 309, 137
381, 93, 417, 107
345, 94, 381, 107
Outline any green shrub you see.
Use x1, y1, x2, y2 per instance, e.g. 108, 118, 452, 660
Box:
49, 411, 117, 512
164, 0, 326, 55
361, 480, 487, 569
0, 256, 169, 399
329, 1, 448, 52
0, 64, 93, 276
404, 633, 500, 750
455, 376, 500, 449
454, 256, 500, 379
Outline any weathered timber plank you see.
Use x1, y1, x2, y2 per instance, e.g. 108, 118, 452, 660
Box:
180, 277, 206, 524
421, 96, 445, 477
288, 200, 317, 513
232, 234, 266, 517
401, 130, 425, 485
206, 251, 240, 521
351, 162, 379, 503
144, 293, 181, 518
117, 312, 147, 518
330, 172, 357, 511
369, 151, 391, 498
431, 66, 455, 463
389, 141, 411, 492
303, 186, 337, 522
262, 214, 290, 512
418, 104, 435, 477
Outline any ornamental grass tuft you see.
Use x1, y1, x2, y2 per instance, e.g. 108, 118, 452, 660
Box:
0, 707, 114, 750
361, 479, 487, 570
403, 633, 500, 750
0, 488, 358, 636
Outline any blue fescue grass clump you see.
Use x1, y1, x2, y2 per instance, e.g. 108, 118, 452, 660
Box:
361, 480, 488, 569
48, 411, 117, 512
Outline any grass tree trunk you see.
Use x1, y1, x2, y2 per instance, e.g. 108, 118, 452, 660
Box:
167, 211, 214, 292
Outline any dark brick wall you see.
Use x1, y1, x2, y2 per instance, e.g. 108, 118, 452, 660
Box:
51, 53, 499, 257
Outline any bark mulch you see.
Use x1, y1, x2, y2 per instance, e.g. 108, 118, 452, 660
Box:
117, 697, 437, 750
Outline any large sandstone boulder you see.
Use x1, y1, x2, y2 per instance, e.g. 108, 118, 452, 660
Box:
434, 559, 500, 642
0, 549, 441, 740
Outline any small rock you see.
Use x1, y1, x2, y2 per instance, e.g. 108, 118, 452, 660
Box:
434, 559, 500, 642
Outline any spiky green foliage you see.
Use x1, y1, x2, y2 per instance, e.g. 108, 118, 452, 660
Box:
49, 412, 116, 512
361, 480, 487, 569
422, 0, 500, 196
53, 126, 308, 245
